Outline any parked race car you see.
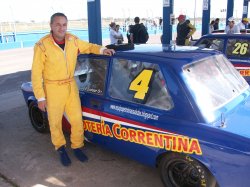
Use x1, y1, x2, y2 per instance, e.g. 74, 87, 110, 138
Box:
22, 44, 250, 187
194, 33, 250, 84
211, 29, 250, 34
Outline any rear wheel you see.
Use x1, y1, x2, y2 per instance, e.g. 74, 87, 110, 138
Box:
28, 101, 49, 133
159, 153, 217, 187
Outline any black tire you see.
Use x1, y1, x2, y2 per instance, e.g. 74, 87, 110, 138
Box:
28, 101, 49, 133
159, 153, 217, 187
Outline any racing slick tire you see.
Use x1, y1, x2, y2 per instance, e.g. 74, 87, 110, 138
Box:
159, 153, 217, 187
28, 101, 49, 133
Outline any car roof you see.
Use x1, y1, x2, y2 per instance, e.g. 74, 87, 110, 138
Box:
199, 33, 250, 39
113, 44, 219, 69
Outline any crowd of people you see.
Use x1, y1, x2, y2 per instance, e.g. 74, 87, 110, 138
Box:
225, 17, 249, 34
209, 17, 249, 34
109, 14, 250, 46
110, 15, 197, 46
109, 16, 149, 45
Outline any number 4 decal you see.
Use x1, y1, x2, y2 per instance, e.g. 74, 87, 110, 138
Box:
232, 42, 249, 55
129, 69, 154, 100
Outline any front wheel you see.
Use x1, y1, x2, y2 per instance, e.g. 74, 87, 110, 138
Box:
28, 101, 49, 133
159, 153, 217, 187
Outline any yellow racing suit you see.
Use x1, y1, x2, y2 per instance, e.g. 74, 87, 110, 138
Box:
32, 33, 103, 150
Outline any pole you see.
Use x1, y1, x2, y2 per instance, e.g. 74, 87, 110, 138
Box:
242, 0, 249, 18
226, 0, 234, 25
162, 0, 174, 44
202, 0, 211, 35
87, 0, 102, 45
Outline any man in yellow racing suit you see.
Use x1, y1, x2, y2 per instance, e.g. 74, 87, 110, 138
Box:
32, 12, 115, 166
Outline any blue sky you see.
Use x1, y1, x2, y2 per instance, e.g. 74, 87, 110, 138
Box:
0, 0, 246, 22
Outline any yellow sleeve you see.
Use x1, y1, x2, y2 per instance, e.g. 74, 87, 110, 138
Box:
31, 43, 46, 100
77, 39, 103, 54
188, 23, 196, 37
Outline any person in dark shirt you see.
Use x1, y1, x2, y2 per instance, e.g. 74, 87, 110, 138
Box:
159, 17, 163, 30
176, 15, 196, 46
130, 17, 149, 44
127, 25, 133, 44
213, 18, 220, 30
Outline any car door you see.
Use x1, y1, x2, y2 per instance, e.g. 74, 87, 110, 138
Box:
75, 54, 111, 144
225, 38, 250, 84
100, 57, 178, 163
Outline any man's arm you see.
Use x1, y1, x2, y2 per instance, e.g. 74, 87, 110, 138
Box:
130, 33, 134, 44
31, 43, 47, 112
77, 39, 114, 55
187, 23, 196, 38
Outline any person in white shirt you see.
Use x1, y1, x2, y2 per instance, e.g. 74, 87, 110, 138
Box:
225, 17, 240, 34
109, 22, 123, 44
237, 17, 249, 31
115, 25, 124, 44
209, 20, 215, 33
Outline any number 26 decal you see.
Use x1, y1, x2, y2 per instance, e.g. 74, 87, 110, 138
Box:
232, 42, 249, 55
129, 69, 154, 100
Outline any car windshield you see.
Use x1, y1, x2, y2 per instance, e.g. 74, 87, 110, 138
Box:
182, 54, 248, 121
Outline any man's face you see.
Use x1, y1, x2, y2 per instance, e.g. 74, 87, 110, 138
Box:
50, 16, 67, 41
229, 21, 234, 27
178, 18, 185, 23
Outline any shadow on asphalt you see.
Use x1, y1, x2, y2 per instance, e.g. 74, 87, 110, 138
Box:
0, 70, 31, 95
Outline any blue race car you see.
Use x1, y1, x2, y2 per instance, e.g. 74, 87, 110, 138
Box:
194, 33, 250, 84
21, 44, 250, 187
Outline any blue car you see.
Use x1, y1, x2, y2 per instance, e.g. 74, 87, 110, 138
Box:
21, 44, 250, 187
194, 33, 250, 84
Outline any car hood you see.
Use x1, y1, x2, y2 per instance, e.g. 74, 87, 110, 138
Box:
217, 94, 250, 139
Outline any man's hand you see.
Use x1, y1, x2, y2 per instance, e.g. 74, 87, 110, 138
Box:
38, 100, 47, 112
103, 49, 115, 56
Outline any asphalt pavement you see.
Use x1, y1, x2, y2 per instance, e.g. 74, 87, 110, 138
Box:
0, 47, 164, 187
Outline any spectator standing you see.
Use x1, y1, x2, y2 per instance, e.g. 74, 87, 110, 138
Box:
130, 17, 149, 44
213, 18, 220, 30
127, 25, 133, 44
109, 22, 123, 44
115, 25, 124, 44
209, 20, 215, 33
159, 17, 163, 30
176, 14, 196, 46
225, 17, 240, 34
32, 12, 114, 167
237, 17, 249, 31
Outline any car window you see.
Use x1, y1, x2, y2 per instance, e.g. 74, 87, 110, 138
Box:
109, 58, 174, 110
74, 57, 108, 95
226, 39, 250, 58
183, 54, 248, 115
196, 38, 224, 52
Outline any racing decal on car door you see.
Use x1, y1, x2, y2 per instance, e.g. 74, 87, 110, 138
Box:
232, 42, 249, 55
82, 107, 202, 155
227, 39, 250, 57
129, 69, 154, 101
234, 64, 250, 76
